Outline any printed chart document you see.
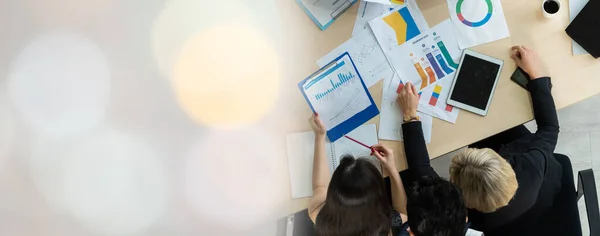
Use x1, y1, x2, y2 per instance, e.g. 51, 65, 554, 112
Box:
369, 0, 430, 74
386, 71, 459, 124
379, 87, 433, 143
378, 20, 461, 123
286, 124, 379, 198
299, 53, 379, 142
296, 0, 357, 30
317, 29, 394, 88
446, 0, 509, 49
569, 0, 590, 55
363, 0, 392, 5
353, 1, 401, 36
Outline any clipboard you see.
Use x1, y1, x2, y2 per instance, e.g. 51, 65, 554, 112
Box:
296, 0, 357, 30
298, 52, 379, 142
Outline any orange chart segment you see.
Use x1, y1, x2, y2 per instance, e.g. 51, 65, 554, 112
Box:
424, 67, 436, 84
414, 63, 428, 89
429, 71, 437, 85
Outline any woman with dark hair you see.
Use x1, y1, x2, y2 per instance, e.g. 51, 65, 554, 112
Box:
307, 114, 408, 236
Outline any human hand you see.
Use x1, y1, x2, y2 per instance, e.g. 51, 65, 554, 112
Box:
371, 144, 397, 173
396, 82, 419, 117
510, 46, 548, 80
309, 113, 326, 138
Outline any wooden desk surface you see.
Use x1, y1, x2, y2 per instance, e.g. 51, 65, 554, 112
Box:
278, 0, 600, 213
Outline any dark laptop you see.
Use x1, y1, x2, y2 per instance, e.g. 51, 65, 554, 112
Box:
566, 0, 600, 58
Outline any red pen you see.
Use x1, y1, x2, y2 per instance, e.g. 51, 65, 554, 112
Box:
344, 135, 371, 149
343, 135, 383, 155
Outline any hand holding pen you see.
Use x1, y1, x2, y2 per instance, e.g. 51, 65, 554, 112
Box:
343, 135, 385, 157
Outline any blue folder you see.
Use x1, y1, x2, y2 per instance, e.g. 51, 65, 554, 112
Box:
298, 52, 379, 142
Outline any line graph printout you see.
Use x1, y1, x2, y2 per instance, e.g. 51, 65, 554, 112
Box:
301, 54, 376, 135
318, 29, 394, 88
447, 0, 509, 49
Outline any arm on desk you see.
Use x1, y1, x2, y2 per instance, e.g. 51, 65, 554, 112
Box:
308, 115, 329, 223
402, 121, 432, 169
396, 82, 433, 171
511, 46, 559, 161
527, 77, 559, 157
373, 144, 407, 215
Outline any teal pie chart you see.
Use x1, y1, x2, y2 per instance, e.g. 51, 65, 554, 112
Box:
456, 0, 493, 27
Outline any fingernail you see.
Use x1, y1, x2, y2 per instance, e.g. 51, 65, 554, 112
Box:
314, 112, 319, 116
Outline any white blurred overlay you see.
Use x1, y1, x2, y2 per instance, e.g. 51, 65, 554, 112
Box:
2, 0, 289, 235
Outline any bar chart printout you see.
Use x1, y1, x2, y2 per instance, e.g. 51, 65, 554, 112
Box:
381, 20, 461, 123
314, 71, 355, 100
302, 54, 373, 131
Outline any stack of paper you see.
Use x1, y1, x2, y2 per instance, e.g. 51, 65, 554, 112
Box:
376, 20, 462, 123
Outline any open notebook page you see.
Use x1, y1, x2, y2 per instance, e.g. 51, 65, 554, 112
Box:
327, 123, 379, 173
286, 123, 379, 199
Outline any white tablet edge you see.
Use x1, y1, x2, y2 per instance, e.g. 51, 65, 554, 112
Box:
446, 49, 504, 116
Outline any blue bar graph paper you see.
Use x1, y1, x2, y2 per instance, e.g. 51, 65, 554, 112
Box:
315, 72, 355, 100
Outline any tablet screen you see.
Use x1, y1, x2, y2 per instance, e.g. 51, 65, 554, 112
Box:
450, 54, 501, 110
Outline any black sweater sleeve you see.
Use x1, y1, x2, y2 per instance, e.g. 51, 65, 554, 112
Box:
402, 121, 438, 178
525, 77, 560, 163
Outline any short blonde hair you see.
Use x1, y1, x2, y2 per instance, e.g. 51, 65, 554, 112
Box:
449, 148, 518, 213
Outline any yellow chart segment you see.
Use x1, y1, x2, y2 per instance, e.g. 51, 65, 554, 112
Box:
383, 12, 408, 45
434, 84, 443, 94
391, 0, 405, 4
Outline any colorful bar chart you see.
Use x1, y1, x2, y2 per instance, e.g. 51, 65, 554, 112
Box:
315, 72, 355, 100
429, 85, 442, 106
436, 41, 458, 69
426, 52, 445, 79
435, 52, 454, 74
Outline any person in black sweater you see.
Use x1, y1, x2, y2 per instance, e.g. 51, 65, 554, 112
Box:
386, 82, 471, 236
448, 45, 562, 232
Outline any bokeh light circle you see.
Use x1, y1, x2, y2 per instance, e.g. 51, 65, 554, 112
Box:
25, 0, 116, 27
28, 129, 168, 235
172, 22, 281, 129
8, 32, 111, 139
0, 93, 15, 163
151, 0, 251, 77
183, 129, 286, 229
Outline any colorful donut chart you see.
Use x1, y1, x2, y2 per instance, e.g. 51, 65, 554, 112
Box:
456, 0, 493, 27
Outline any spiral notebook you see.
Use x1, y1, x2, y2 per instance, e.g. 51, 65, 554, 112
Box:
286, 124, 379, 199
